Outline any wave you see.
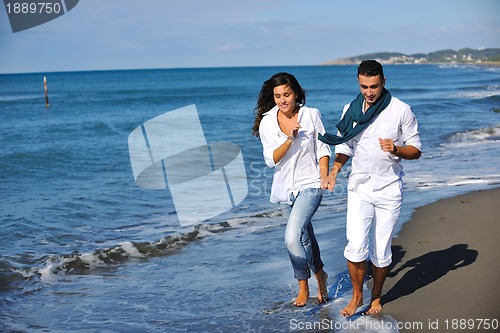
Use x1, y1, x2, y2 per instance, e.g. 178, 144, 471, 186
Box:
446, 125, 500, 143
416, 175, 500, 189
437, 64, 500, 71
0, 94, 42, 102
0, 259, 25, 292
0, 210, 281, 289
389, 87, 435, 94
454, 90, 500, 100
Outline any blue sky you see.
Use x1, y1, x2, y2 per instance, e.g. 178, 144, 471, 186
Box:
0, 0, 499, 74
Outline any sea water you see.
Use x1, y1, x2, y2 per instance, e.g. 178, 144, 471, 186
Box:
1, 65, 499, 332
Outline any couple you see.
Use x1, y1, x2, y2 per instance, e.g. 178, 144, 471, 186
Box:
252, 60, 422, 317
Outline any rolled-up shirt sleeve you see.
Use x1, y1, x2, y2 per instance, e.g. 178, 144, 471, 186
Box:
401, 107, 422, 152
259, 116, 281, 168
313, 108, 331, 161
334, 141, 353, 157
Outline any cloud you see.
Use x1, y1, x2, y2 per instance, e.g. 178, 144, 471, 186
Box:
1, 0, 499, 73
214, 43, 246, 52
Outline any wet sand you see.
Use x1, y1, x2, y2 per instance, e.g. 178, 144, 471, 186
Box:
380, 187, 500, 332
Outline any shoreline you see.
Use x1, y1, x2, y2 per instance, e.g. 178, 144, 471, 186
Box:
321, 62, 500, 67
381, 187, 500, 331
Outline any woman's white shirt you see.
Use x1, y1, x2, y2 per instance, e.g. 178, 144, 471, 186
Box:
259, 105, 331, 204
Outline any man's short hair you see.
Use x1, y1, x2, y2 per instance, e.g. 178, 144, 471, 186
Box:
358, 60, 384, 80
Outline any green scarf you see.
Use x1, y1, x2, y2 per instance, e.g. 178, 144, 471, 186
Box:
319, 88, 391, 145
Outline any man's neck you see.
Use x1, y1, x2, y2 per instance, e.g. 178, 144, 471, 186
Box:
363, 101, 370, 113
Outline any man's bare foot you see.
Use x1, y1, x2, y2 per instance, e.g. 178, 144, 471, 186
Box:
365, 298, 383, 315
315, 271, 328, 303
293, 288, 309, 307
340, 297, 363, 317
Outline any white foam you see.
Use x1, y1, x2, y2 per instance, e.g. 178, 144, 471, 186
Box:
454, 87, 500, 99
416, 174, 500, 189
39, 263, 60, 284
120, 242, 146, 258
447, 125, 500, 143
79, 253, 106, 266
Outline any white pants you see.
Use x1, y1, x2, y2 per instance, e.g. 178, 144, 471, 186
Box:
344, 179, 402, 268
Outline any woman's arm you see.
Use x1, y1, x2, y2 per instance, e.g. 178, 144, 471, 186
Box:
272, 137, 294, 164
272, 121, 300, 164
319, 156, 330, 189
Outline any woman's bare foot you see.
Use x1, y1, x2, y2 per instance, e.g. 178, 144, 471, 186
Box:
293, 280, 309, 307
293, 289, 309, 307
315, 270, 328, 303
340, 296, 363, 317
365, 298, 383, 315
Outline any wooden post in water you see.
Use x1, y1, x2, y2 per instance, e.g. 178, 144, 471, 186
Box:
44, 76, 49, 108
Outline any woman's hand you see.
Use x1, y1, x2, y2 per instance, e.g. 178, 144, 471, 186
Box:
322, 174, 337, 192
288, 122, 301, 139
324, 153, 350, 192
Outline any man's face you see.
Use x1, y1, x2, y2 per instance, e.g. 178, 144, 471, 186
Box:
358, 74, 386, 107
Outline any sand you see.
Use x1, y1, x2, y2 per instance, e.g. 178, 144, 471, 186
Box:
380, 187, 500, 332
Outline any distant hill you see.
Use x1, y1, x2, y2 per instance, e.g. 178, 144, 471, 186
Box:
322, 48, 500, 65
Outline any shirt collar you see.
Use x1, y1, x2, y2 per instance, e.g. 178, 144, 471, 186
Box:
263, 105, 279, 117
263, 104, 304, 117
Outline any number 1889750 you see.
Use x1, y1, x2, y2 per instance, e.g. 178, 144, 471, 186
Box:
444, 319, 498, 330
5, 2, 62, 14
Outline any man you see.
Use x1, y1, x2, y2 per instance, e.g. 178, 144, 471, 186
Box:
319, 60, 421, 317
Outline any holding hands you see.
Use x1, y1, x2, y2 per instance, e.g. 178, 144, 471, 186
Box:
323, 153, 350, 192
321, 173, 337, 192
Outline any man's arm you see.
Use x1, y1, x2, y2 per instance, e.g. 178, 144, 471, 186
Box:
326, 153, 350, 192
379, 138, 421, 160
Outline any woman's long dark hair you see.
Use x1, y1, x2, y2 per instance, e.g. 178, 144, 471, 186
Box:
252, 72, 306, 138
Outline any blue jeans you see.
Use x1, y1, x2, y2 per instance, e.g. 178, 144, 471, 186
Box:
279, 188, 324, 280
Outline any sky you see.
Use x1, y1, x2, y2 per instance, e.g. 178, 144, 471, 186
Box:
0, 0, 499, 74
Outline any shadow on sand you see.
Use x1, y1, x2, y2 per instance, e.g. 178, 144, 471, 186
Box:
382, 244, 478, 305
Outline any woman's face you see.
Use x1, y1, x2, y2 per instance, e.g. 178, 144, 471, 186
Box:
273, 84, 297, 114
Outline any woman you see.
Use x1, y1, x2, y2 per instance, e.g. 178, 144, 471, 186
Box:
252, 72, 330, 307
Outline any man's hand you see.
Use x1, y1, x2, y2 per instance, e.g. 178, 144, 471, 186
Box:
322, 174, 337, 192
379, 138, 396, 154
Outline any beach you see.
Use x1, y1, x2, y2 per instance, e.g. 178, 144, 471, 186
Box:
381, 187, 500, 332
1, 65, 499, 332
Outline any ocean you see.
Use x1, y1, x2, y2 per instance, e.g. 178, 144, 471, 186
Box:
1, 65, 499, 332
